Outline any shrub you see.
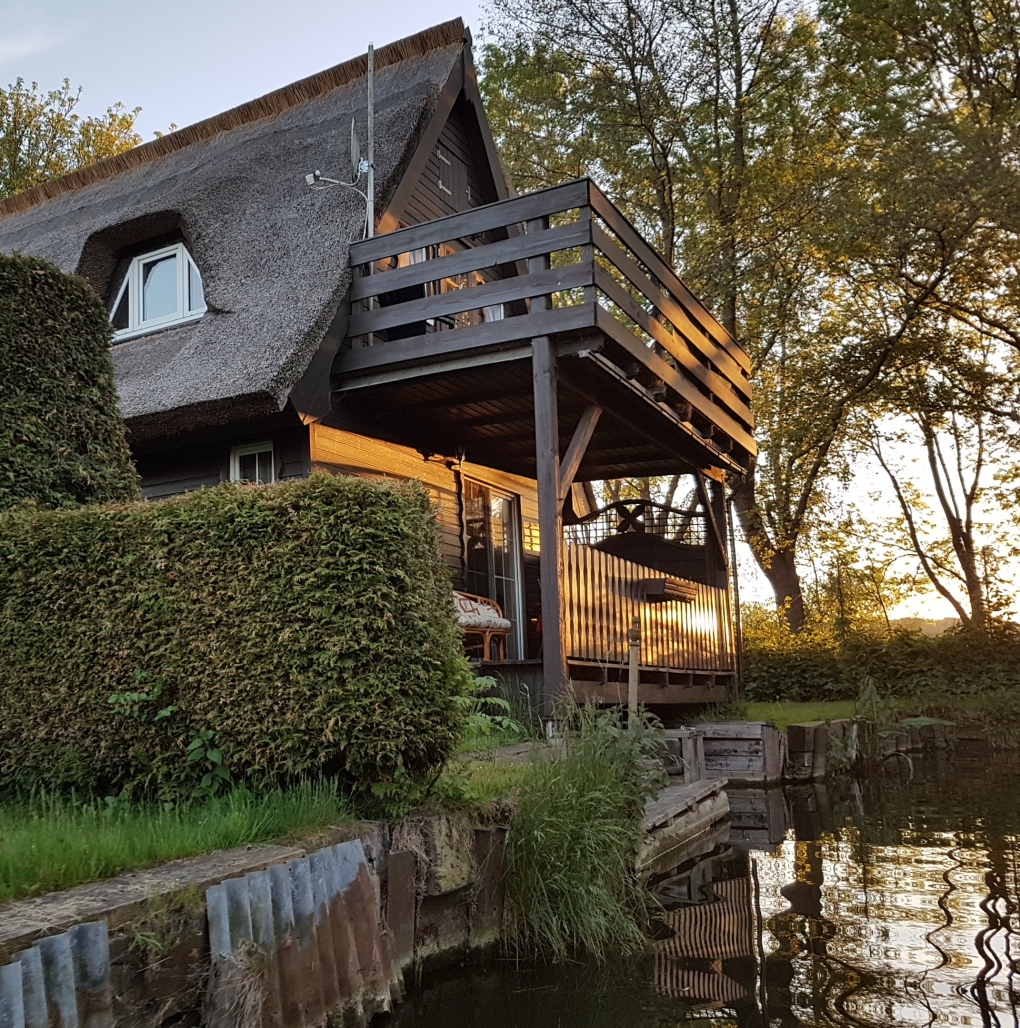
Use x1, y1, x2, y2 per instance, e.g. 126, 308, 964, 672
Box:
742, 603, 1020, 702
0, 253, 139, 511
0, 474, 471, 797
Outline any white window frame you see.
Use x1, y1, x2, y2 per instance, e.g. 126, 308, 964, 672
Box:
110, 242, 206, 342
229, 441, 276, 485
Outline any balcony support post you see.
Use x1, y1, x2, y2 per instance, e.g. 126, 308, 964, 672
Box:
533, 334, 568, 717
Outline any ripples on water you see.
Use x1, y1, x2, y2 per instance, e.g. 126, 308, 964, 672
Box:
391, 748, 1020, 1027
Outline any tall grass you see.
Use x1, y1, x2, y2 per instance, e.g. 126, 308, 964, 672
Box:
503, 706, 665, 963
0, 781, 349, 903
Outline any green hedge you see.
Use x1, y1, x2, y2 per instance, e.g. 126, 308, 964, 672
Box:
742, 605, 1020, 702
0, 474, 470, 796
0, 253, 139, 511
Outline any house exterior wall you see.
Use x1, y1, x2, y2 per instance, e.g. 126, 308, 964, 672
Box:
135, 421, 310, 499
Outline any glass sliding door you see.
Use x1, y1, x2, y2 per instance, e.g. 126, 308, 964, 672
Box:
464, 479, 525, 659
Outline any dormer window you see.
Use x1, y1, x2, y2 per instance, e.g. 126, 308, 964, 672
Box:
110, 243, 206, 340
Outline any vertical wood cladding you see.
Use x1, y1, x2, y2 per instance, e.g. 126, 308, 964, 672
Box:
399, 97, 499, 226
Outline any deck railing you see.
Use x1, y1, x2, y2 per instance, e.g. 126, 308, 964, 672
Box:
563, 542, 734, 672
566, 499, 707, 548
344, 178, 755, 468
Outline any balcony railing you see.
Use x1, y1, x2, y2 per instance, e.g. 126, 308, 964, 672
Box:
563, 542, 734, 672
343, 179, 755, 470
566, 499, 707, 549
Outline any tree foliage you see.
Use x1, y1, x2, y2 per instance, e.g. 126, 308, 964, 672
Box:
0, 78, 142, 199
481, 0, 1020, 631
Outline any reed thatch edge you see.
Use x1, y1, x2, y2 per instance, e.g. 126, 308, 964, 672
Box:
0, 18, 466, 220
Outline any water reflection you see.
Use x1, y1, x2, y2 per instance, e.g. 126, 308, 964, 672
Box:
392, 750, 1020, 1027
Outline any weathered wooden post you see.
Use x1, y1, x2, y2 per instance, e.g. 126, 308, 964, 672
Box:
529, 215, 567, 718
627, 617, 641, 720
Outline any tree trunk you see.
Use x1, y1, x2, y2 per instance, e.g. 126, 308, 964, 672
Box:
731, 473, 806, 632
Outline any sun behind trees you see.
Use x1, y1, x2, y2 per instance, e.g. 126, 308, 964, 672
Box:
480, 0, 1020, 635
0, 78, 144, 199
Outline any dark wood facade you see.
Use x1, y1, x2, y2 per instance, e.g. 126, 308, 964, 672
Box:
126, 41, 754, 715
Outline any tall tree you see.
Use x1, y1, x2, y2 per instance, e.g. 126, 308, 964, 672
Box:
865, 333, 1019, 632
0, 78, 142, 199
482, 0, 873, 629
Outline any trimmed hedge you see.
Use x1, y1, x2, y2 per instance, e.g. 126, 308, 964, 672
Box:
0, 474, 470, 796
0, 253, 139, 511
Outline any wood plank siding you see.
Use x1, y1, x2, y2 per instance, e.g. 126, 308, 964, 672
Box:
398, 98, 498, 226
309, 422, 540, 583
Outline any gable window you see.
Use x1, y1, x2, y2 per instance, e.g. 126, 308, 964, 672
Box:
230, 442, 275, 485
110, 243, 206, 340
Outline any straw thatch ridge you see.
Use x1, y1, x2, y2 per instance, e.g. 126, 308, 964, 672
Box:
0, 18, 466, 219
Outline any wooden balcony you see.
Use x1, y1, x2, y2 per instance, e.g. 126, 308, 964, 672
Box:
335, 179, 752, 712
336, 178, 755, 481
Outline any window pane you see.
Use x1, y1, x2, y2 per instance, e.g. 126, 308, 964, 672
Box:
188, 259, 205, 312
142, 254, 178, 321
237, 448, 273, 484
112, 287, 129, 330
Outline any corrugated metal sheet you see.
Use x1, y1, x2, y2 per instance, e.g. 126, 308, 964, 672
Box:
204, 839, 401, 1028
0, 922, 112, 1028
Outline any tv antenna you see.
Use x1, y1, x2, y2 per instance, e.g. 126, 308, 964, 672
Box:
303, 42, 376, 239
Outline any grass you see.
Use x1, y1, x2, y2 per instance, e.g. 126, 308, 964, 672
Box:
457, 723, 531, 755
743, 693, 1020, 732
0, 781, 350, 903
503, 706, 665, 963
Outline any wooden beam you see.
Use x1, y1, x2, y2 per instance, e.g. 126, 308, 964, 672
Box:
533, 335, 566, 717
557, 404, 602, 507
696, 471, 728, 569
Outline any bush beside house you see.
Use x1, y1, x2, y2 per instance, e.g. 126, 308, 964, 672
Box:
0, 253, 139, 511
0, 474, 469, 797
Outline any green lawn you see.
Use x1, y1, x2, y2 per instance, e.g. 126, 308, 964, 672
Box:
744, 700, 862, 730
0, 782, 350, 904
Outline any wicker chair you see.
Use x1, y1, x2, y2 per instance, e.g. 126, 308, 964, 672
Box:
453, 590, 512, 662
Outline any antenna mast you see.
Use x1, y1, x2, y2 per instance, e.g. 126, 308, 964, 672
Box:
367, 42, 375, 238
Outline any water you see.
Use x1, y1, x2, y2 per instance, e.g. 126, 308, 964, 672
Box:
392, 747, 1020, 1027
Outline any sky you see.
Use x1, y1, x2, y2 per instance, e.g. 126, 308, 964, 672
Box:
0, 0, 486, 139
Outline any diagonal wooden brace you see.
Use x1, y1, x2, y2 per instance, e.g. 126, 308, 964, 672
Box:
557, 404, 603, 508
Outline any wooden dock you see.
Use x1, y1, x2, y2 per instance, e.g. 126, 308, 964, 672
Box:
639, 779, 730, 872
697, 721, 785, 784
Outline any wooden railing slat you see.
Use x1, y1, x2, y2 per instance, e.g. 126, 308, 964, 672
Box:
593, 226, 751, 395
587, 183, 751, 375
561, 541, 734, 672
349, 261, 593, 336
595, 308, 756, 457
350, 221, 593, 300
350, 179, 592, 264
339, 302, 596, 376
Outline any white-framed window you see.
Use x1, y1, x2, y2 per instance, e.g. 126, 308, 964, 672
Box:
110, 242, 206, 341
230, 442, 275, 485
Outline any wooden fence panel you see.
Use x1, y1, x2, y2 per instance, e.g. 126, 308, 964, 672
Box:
563, 542, 734, 673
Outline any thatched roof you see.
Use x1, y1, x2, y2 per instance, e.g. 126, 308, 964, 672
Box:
0, 21, 468, 439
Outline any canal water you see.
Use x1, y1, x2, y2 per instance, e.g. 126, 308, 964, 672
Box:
392, 747, 1020, 1026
